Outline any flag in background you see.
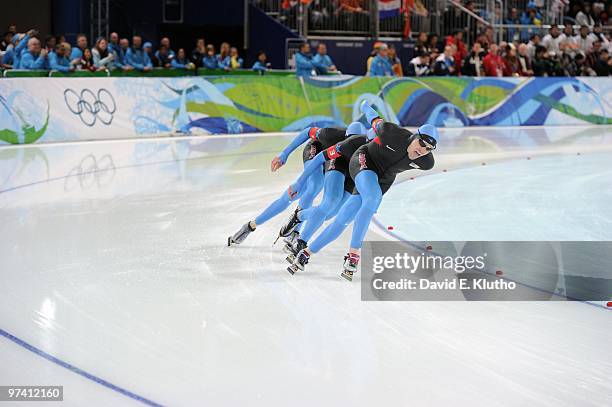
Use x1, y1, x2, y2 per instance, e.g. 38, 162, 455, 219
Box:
379, 0, 401, 19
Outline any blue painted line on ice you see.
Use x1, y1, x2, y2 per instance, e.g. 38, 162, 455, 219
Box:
0, 327, 164, 406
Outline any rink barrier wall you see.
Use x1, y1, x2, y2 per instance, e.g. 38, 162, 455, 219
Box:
1, 76, 611, 145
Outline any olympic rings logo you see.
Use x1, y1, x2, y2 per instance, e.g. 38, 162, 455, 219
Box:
64, 88, 117, 127
64, 154, 116, 191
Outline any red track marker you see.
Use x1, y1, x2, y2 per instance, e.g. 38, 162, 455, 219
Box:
387, 226, 394, 230
496, 270, 503, 276
607, 302, 612, 307
426, 245, 433, 251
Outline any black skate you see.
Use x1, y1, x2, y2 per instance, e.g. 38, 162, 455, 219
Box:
341, 253, 360, 281
227, 222, 255, 246
287, 239, 308, 274
282, 231, 300, 254
278, 208, 302, 238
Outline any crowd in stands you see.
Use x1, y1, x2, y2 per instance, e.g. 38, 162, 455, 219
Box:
0, 26, 271, 74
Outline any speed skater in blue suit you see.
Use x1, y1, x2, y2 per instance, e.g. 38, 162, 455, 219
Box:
282, 101, 440, 280
227, 122, 367, 247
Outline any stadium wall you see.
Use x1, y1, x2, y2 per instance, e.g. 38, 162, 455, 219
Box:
1, 76, 610, 145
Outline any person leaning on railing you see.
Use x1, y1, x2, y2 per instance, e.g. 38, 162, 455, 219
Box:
92, 37, 115, 70
125, 35, 153, 72
312, 43, 337, 74
295, 43, 316, 77
19, 36, 47, 70
229, 47, 243, 69
48, 42, 76, 72
202, 44, 219, 69
251, 51, 270, 74
114, 38, 134, 71
171, 48, 195, 70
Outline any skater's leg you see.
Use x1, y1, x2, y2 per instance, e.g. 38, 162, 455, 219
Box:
349, 170, 382, 250
298, 171, 344, 242
294, 166, 324, 233
297, 165, 324, 210
308, 194, 362, 253
254, 185, 302, 226
324, 191, 351, 221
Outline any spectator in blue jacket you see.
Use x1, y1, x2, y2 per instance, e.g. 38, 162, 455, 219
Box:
6, 31, 33, 69
113, 38, 133, 71
70, 33, 88, 60
217, 42, 231, 69
369, 44, 394, 76
48, 42, 74, 72
295, 43, 315, 76
312, 43, 337, 74
19, 37, 47, 69
202, 44, 218, 69
171, 48, 195, 69
252, 51, 270, 74
125, 35, 152, 71
107, 32, 120, 54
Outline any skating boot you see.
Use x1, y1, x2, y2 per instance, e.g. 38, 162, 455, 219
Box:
287, 239, 309, 274
341, 253, 360, 281
282, 231, 300, 254
227, 222, 255, 246
278, 208, 302, 238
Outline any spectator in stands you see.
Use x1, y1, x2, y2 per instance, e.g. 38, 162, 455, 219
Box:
559, 23, 578, 59
191, 38, 206, 68
92, 37, 115, 70
483, 43, 504, 76
462, 1, 480, 44
388, 44, 403, 76
202, 44, 218, 69
126, 35, 152, 71
217, 42, 231, 69
446, 30, 467, 73
407, 52, 431, 76
8, 30, 35, 69
526, 34, 540, 60
370, 44, 395, 76
532, 46, 554, 76
171, 48, 195, 69
156, 37, 175, 61
312, 43, 337, 74
337, 0, 368, 31
142, 42, 159, 67
295, 43, 315, 76
505, 8, 521, 43
462, 42, 485, 76
542, 25, 562, 57
48, 42, 74, 72
593, 49, 610, 76
427, 33, 442, 55
114, 38, 133, 71
7, 25, 17, 35
589, 23, 610, 50
155, 44, 172, 68
502, 44, 520, 76
78, 48, 97, 71
576, 2, 596, 28
1, 32, 13, 52
19, 37, 47, 70
414, 32, 429, 57
44, 35, 56, 53
517, 43, 534, 76
366, 42, 382, 74
70, 33, 88, 60
574, 25, 594, 54
252, 51, 270, 74
433, 45, 456, 76
229, 47, 243, 69
108, 32, 120, 54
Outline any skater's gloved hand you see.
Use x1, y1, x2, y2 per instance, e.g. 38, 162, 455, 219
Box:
271, 155, 285, 172
287, 182, 300, 199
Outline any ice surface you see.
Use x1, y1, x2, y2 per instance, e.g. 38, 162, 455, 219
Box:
0, 127, 611, 406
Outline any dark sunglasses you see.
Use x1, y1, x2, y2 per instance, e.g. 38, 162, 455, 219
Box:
417, 134, 436, 151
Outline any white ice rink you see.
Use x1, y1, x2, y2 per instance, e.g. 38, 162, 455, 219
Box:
1, 126, 611, 406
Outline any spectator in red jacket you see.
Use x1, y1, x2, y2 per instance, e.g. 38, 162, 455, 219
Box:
502, 44, 520, 76
483, 43, 504, 76
445, 30, 468, 73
